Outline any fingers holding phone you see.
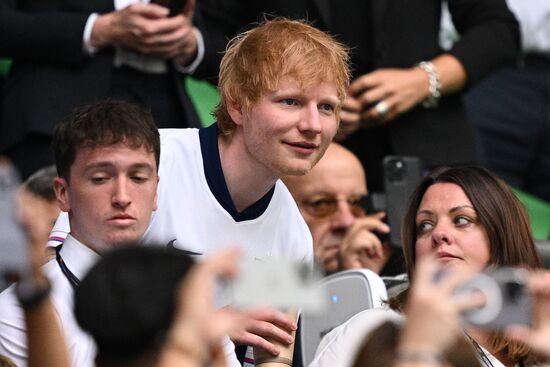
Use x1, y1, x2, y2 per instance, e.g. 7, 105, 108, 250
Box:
504, 271, 550, 357
91, 1, 198, 61
338, 213, 391, 273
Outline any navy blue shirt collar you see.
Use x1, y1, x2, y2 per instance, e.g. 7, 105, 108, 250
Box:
199, 124, 275, 222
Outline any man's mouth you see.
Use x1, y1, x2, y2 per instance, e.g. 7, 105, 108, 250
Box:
285, 141, 318, 155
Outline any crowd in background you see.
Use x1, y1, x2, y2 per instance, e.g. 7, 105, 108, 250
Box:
0, 0, 549, 367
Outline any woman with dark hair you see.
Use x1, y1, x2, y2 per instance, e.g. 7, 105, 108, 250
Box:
398, 165, 542, 366
310, 165, 545, 367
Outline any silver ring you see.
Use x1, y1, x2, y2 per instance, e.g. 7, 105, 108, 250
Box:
375, 100, 389, 116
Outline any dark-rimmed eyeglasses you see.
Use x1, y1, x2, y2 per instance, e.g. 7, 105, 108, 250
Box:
301, 194, 368, 219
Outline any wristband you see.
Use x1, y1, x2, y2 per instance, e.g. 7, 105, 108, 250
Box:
16, 277, 52, 309
254, 356, 293, 366
396, 350, 444, 366
417, 61, 442, 108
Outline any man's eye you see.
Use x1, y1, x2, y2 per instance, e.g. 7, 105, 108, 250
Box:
310, 198, 335, 208
91, 177, 108, 184
131, 175, 148, 183
280, 98, 298, 106
319, 103, 335, 113
306, 198, 337, 217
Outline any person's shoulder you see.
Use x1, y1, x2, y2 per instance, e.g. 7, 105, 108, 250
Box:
158, 128, 202, 172
310, 308, 402, 367
0, 284, 18, 308
273, 180, 304, 216
275, 181, 310, 225
0, 284, 25, 338
159, 128, 200, 148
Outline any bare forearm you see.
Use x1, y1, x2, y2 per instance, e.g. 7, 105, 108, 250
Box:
25, 296, 70, 367
429, 54, 467, 95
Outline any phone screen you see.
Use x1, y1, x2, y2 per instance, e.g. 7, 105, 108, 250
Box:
228, 258, 327, 314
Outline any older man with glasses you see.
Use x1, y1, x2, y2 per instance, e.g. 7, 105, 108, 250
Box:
283, 143, 405, 276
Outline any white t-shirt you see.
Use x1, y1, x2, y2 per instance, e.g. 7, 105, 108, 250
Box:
0, 235, 99, 367
143, 126, 313, 264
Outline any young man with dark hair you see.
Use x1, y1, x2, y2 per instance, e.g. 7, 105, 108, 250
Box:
0, 100, 160, 367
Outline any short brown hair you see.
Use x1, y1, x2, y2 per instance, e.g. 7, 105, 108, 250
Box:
52, 100, 160, 181
214, 18, 350, 135
352, 321, 481, 367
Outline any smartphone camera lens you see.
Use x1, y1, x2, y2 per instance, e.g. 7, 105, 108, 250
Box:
504, 281, 524, 302
386, 159, 407, 183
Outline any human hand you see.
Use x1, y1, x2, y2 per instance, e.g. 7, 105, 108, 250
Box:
335, 96, 362, 141
92, 1, 197, 61
338, 212, 390, 273
163, 247, 245, 366
15, 188, 52, 277
399, 256, 484, 355
228, 307, 297, 357
505, 271, 550, 358
348, 68, 429, 126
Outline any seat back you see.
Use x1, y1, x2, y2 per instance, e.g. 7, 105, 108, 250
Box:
298, 269, 387, 366
536, 240, 550, 269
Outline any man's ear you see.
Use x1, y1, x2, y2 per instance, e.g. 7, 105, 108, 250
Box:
153, 175, 159, 212
53, 177, 71, 212
226, 98, 244, 126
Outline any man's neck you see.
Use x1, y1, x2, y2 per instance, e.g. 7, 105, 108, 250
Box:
217, 134, 278, 212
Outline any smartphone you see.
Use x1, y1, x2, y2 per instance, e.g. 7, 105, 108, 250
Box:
150, 0, 188, 16
228, 258, 327, 314
0, 164, 30, 291
458, 267, 531, 330
383, 156, 423, 247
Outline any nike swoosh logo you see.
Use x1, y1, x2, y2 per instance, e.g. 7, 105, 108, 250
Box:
166, 239, 203, 256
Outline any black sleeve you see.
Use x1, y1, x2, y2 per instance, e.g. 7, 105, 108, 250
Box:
447, 0, 520, 85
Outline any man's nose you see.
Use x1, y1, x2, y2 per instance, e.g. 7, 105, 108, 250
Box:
112, 179, 131, 208
298, 103, 322, 134
331, 201, 356, 229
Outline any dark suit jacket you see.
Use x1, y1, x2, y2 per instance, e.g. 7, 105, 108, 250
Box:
0, 0, 214, 153
198, 0, 520, 188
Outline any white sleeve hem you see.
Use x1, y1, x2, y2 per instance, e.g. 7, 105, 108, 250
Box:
173, 27, 204, 74
82, 13, 99, 56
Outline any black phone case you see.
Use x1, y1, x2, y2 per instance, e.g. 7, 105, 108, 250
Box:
151, 0, 187, 16
383, 156, 423, 247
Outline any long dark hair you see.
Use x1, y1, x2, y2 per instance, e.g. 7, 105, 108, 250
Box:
402, 165, 541, 279
397, 165, 543, 365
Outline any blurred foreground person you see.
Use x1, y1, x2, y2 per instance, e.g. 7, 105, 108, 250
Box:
17, 166, 60, 256
75, 246, 246, 367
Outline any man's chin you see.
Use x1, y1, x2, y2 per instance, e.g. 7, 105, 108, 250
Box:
104, 233, 142, 249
